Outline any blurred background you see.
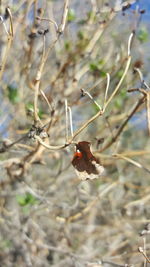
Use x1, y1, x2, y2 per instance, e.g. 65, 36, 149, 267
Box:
0, 0, 150, 266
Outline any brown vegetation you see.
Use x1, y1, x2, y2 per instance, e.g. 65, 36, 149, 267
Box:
0, 0, 150, 266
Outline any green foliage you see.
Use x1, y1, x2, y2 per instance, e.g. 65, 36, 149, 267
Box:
77, 31, 85, 40
26, 102, 34, 114
0, 239, 12, 250
114, 98, 122, 109
116, 70, 124, 79
64, 41, 72, 50
67, 9, 76, 22
114, 88, 127, 109
89, 59, 104, 71
76, 31, 89, 50
78, 19, 87, 25
26, 102, 44, 118
7, 85, 19, 104
87, 11, 96, 21
89, 60, 106, 77
137, 27, 149, 43
38, 108, 44, 119
16, 193, 38, 207
120, 88, 127, 99
92, 102, 101, 114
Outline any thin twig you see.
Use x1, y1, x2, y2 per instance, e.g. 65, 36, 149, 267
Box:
0, 135, 28, 152
139, 247, 150, 263
113, 154, 150, 174
0, 15, 9, 35
36, 16, 58, 32
56, 182, 118, 223
69, 109, 103, 142
81, 88, 102, 110
40, 89, 53, 112
34, 35, 46, 123
130, 87, 150, 136
134, 68, 150, 89
103, 72, 110, 109
128, 31, 134, 56
68, 33, 134, 144
143, 237, 147, 267
0, 8, 13, 81
113, 150, 150, 157
104, 56, 131, 109
58, 0, 69, 34
146, 91, 150, 135
35, 135, 69, 150
100, 96, 146, 152
104, 32, 134, 109
7, 7, 13, 36
65, 99, 69, 143
125, 194, 150, 209
68, 106, 74, 137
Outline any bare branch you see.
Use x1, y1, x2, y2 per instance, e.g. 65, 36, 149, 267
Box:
58, 0, 69, 34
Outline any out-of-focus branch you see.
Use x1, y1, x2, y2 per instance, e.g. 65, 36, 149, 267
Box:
113, 153, 150, 174
56, 182, 118, 223
100, 95, 146, 152
103, 32, 134, 110
0, 7, 13, 81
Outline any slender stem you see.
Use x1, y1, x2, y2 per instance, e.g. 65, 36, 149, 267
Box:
81, 88, 102, 110
146, 92, 150, 135
0, 8, 13, 81
100, 96, 146, 152
0, 16, 9, 35
58, 0, 69, 34
103, 72, 110, 109
139, 247, 150, 263
104, 56, 131, 109
113, 154, 150, 174
134, 67, 150, 89
34, 35, 46, 123
68, 106, 74, 137
56, 182, 118, 223
36, 16, 58, 32
65, 99, 69, 143
69, 109, 103, 142
35, 135, 69, 150
40, 89, 53, 112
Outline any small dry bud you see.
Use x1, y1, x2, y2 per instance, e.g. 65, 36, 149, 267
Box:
138, 247, 144, 253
